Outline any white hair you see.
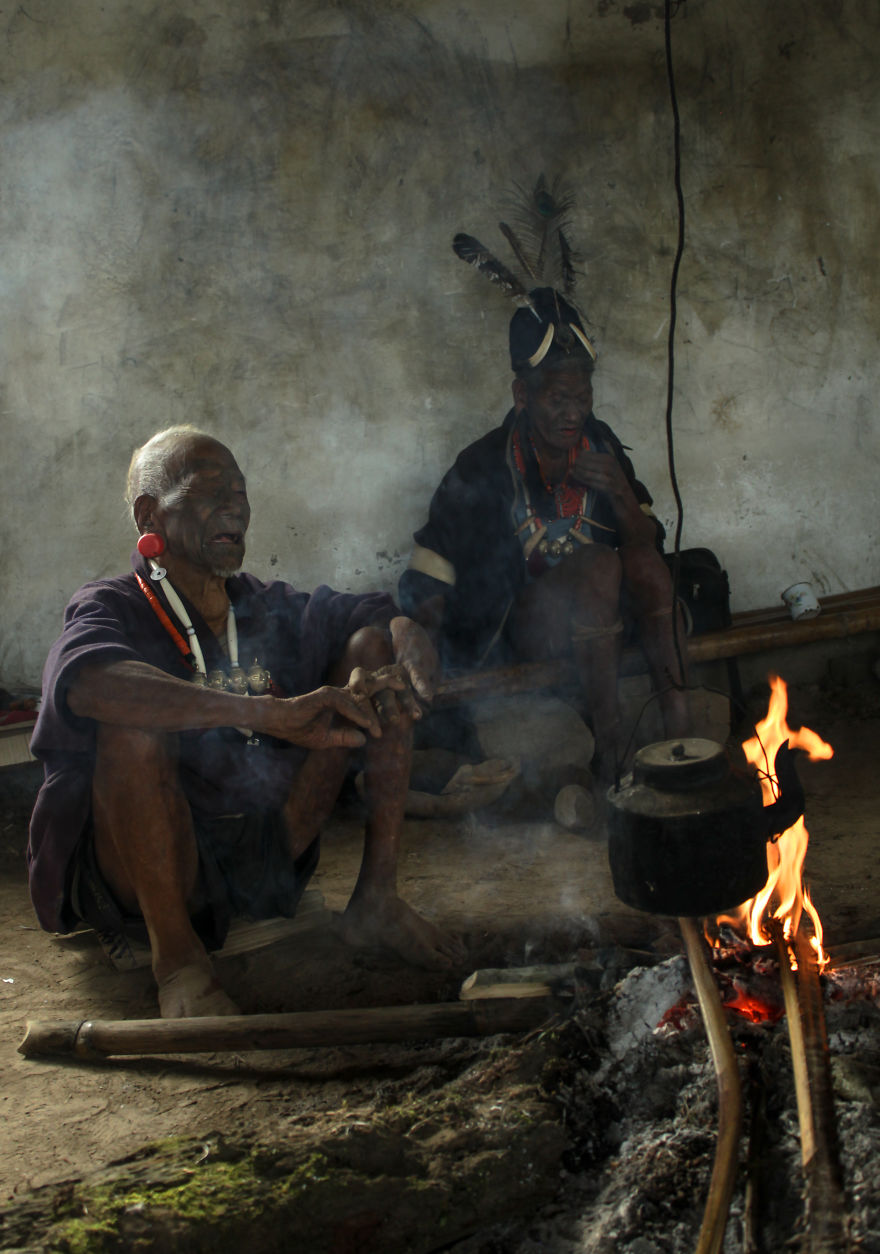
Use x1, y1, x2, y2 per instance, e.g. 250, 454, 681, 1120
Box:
125, 425, 212, 521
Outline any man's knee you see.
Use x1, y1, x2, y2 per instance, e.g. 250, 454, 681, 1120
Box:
94, 724, 179, 782
620, 544, 673, 603
568, 543, 623, 609
334, 625, 394, 678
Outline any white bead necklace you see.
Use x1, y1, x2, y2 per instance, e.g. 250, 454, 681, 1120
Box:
148, 558, 259, 742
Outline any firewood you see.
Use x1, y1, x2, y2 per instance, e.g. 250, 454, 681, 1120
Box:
18, 998, 555, 1062
774, 926, 852, 1250
680, 916, 743, 1254
792, 930, 851, 1251
825, 937, 880, 970
458, 950, 658, 1002
774, 926, 816, 1165
459, 963, 577, 1000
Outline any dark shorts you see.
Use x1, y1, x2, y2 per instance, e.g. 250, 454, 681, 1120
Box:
69, 811, 320, 953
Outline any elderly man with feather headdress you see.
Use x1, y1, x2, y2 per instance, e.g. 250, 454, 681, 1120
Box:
399, 180, 691, 785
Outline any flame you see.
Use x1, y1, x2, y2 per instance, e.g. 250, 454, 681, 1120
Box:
719, 675, 833, 962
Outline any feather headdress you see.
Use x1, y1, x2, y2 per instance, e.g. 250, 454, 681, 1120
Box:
453, 175, 596, 369
500, 173, 580, 297
451, 233, 538, 317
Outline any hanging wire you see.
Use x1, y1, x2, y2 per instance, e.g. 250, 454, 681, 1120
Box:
612, 0, 688, 787
612, 0, 773, 780
663, 0, 688, 684
663, 0, 776, 769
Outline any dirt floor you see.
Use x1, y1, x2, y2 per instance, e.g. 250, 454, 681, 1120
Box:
1, 670, 879, 1251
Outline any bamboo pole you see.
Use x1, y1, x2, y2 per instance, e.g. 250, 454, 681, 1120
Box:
774, 927, 853, 1252
686, 601, 880, 664
679, 917, 743, 1254
772, 926, 816, 1166
18, 997, 554, 1062
792, 931, 851, 1252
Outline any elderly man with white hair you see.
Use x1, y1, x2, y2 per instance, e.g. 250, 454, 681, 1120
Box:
28, 427, 461, 1018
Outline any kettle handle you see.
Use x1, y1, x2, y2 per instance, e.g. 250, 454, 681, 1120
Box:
758, 740, 805, 842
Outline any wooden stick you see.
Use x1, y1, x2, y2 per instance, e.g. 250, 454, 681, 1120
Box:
18, 997, 554, 1062
679, 917, 743, 1254
772, 925, 816, 1165
459, 963, 576, 1000
792, 930, 851, 1252
434, 660, 574, 706
825, 935, 880, 970
742, 1058, 769, 1254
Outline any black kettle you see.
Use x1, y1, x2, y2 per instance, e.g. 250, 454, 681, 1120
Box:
607, 736, 804, 918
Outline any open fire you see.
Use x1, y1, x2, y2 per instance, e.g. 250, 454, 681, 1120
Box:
718, 673, 834, 964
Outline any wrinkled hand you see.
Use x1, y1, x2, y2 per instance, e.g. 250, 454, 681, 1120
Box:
266, 685, 382, 749
570, 450, 634, 502
389, 616, 439, 708
346, 662, 418, 727
570, 450, 654, 543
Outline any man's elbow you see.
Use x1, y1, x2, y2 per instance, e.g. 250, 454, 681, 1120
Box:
65, 663, 112, 719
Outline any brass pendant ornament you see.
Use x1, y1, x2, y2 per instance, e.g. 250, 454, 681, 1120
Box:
227, 664, 250, 695
136, 557, 275, 715
538, 534, 577, 560
247, 659, 272, 695
203, 659, 272, 695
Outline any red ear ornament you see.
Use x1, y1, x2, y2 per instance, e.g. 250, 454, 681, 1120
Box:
137, 533, 166, 559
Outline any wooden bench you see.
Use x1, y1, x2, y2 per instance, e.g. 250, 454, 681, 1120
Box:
0, 713, 38, 769
433, 586, 880, 708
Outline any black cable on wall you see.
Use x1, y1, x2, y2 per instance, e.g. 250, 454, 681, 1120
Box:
664, 0, 688, 685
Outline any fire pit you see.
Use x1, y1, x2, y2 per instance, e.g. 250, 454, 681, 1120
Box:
543, 944, 879, 1253
601, 675, 852, 1253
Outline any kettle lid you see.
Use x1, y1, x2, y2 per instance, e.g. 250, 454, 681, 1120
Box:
632, 738, 728, 791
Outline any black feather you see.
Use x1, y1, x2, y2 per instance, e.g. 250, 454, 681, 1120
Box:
557, 229, 581, 296
452, 233, 537, 313
498, 221, 537, 281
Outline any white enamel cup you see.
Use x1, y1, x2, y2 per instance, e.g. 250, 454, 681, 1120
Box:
781, 582, 821, 620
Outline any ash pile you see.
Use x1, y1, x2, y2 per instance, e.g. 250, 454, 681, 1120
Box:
509, 949, 880, 1254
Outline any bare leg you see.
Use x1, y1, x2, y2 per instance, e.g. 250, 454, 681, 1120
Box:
281, 744, 351, 862
310, 627, 464, 970
279, 628, 463, 969
91, 726, 239, 1018
510, 543, 625, 774
619, 543, 692, 740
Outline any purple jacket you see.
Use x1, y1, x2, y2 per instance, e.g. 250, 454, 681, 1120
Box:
27, 552, 396, 933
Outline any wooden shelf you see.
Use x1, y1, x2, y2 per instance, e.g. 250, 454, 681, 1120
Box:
434, 587, 880, 708
0, 717, 37, 769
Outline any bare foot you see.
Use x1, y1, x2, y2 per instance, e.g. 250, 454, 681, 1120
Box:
339, 893, 465, 971
157, 960, 241, 1019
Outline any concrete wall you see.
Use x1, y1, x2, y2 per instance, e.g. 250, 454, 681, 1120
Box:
2, 0, 878, 690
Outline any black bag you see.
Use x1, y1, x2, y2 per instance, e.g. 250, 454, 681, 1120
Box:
664, 548, 732, 637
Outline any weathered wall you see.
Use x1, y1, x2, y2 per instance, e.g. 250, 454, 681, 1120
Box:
2, 0, 878, 689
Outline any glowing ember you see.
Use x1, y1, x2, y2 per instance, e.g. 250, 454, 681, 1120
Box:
722, 982, 784, 1024
719, 675, 833, 963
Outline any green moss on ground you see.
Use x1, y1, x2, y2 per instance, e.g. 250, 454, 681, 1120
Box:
2, 1041, 567, 1254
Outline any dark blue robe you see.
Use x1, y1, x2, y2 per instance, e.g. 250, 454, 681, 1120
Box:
28, 551, 396, 933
